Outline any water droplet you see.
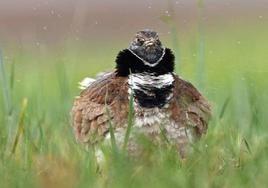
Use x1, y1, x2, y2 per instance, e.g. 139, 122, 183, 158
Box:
258, 15, 263, 19
237, 41, 241, 45
43, 26, 47, 30
164, 10, 171, 17
50, 10, 55, 15
148, 6, 151, 9
95, 21, 98, 25
32, 7, 37, 11
36, 42, 40, 46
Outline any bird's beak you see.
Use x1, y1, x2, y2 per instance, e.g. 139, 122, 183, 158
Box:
144, 38, 156, 47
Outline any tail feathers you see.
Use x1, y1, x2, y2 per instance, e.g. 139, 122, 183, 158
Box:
78, 71, 112, 90
78, 77, 95, 89
96, 71, 111, 79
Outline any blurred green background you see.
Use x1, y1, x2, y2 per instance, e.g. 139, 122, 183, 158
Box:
0, 0, 268, 187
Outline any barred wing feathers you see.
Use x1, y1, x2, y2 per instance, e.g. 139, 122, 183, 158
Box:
71, 73, 129, 144
171, 75, 211, 138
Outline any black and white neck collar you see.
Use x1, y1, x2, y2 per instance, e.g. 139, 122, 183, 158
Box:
127, 47, 166, 67
115, 48, 175, 77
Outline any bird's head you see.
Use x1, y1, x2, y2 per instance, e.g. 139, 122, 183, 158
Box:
129, 29, 164, 65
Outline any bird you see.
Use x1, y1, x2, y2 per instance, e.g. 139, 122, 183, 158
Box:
71, 29, 211, 159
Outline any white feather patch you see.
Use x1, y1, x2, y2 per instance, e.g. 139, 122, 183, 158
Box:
128, 73, 174, 91
134, 107, 169, 127
78, 77, 95, 89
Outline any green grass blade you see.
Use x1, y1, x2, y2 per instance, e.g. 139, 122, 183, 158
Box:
243, 138, 252, 154
196, 0, 205, 89
123, 90, 134, 151
105, 86, 118, 153
161, 0, 180, 72
11, 98, 28, 155
219, 97, 230, 119
9, 60, 15, 90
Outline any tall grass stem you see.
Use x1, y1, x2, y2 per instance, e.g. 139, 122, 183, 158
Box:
0, 50, 12, 115
11, 98, 28, 155
196, 0, 205, 88
123, 88, 134, 151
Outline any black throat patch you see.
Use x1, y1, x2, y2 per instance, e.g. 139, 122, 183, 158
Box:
115, 48, 175, 76
115, 48, 175, 108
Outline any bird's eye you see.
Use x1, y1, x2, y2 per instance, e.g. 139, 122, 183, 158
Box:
137, 38, 144, 44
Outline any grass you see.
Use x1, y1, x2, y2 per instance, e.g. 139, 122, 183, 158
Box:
0, 24, 268, 188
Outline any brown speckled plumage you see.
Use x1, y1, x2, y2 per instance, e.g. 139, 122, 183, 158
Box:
71, 72, 211, 156
71, 30, 211, 158
71, 73, 129, 144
